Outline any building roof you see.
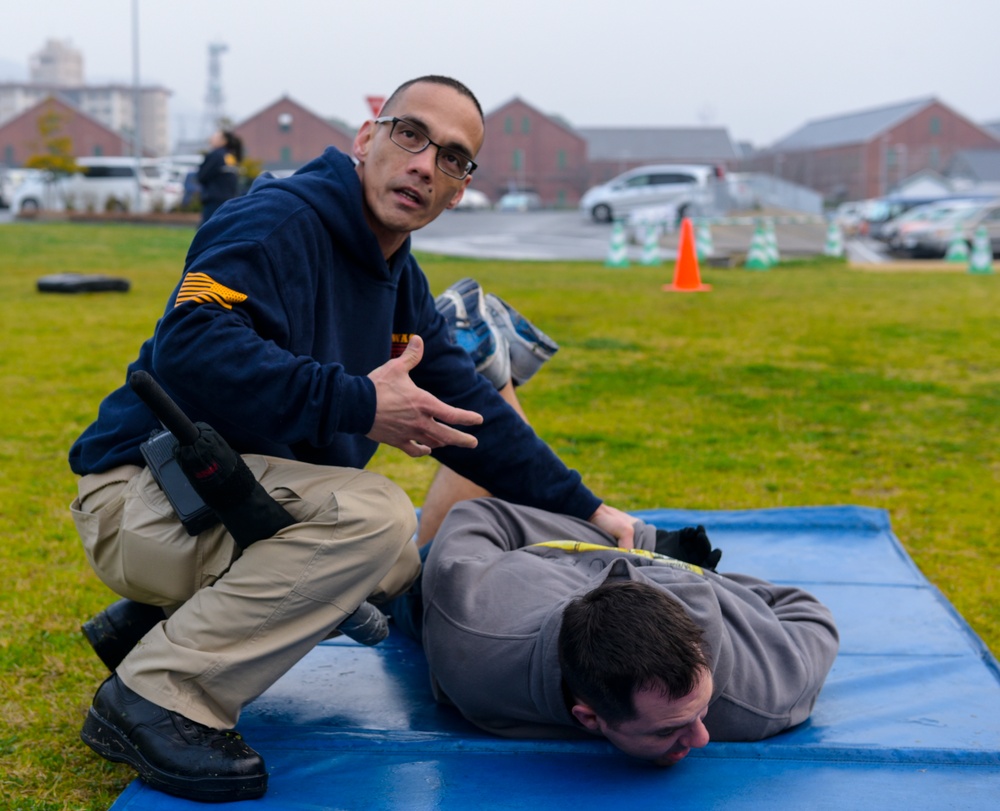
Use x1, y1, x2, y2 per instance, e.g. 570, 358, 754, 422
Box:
982, 120, 1000, 139
769, 97, 936, 152
0, 80, 169, 93
237, 94, 352, 135
577, 127, 738, 163
948, 148, 1000, 182
1, 93, 129, 143
486, 96, 584, 141
0, 94, 138, 159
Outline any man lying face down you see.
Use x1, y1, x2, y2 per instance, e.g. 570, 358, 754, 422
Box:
415, 498, 839, 766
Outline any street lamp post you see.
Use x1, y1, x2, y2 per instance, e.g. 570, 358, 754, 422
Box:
132, 0, 142, 212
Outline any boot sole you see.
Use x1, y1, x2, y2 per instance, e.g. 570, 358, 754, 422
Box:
81, 707, 267, 802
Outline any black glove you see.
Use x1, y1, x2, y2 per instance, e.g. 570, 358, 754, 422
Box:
175, 422, 295, 549
654, 525, 721, 571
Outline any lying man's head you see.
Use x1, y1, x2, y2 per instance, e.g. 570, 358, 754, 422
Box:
559, 580, 713, 766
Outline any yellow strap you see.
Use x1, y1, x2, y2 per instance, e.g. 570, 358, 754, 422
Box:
529, 540, 703, 575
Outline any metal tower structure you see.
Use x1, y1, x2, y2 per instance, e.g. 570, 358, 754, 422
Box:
202, 42, 228, 137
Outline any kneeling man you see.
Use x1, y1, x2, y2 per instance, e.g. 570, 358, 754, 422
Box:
415, 498, 839, 765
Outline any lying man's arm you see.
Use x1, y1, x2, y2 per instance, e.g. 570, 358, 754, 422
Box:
704, 573, 840, 741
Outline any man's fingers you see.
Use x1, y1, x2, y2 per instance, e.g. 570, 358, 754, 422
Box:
588, 504, 637, 550
396, 334, 425, 372
404, 440, 432, 458
431, 402, 483, 429
616, 527, 635, 550
428, 421, 479, 450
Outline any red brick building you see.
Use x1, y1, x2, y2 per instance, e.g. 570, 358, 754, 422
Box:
745, 97, 1000, 203
233, 96, 354, 173
0, 96, 134, 166
473, 97, 588, 207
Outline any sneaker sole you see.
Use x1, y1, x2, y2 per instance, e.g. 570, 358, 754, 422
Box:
437, 279, 511, 388
81, 707, 268, 802
484, 294, 557, 386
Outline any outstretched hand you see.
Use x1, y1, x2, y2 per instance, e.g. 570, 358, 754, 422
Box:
366, 335, 483, 458
588, 503, 637, 550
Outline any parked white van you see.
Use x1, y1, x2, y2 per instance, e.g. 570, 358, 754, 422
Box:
579, 164, 724, 223
11, 157, 178, 214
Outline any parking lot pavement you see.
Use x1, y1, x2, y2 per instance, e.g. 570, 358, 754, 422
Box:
413, 210, 849, 263
845, 236, 891, 264
0, 205, 893, 266
413, 210, 617, 261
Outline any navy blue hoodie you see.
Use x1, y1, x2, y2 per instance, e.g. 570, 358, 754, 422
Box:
69, 148, 600, 520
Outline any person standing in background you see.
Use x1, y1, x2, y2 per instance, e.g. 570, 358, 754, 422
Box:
197, 129, 243, 224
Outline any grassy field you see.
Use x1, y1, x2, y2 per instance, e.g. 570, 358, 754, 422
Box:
1, 222, 997, 810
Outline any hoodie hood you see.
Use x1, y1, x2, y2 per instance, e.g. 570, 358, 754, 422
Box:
240, 147, 409, 281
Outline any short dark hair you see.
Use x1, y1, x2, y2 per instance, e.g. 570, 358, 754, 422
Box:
559, 581, 709, 726
381, 75, 484, 122
221, 131, 243, 163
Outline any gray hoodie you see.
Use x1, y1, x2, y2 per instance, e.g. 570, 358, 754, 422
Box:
422, 498, 838, 742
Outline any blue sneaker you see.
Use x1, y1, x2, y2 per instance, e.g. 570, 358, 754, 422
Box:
484, 293, 559, 386
435, 278, 511, 389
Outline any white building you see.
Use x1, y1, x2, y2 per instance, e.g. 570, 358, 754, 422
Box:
0, 40, 171, 156
30, 39, 84, 86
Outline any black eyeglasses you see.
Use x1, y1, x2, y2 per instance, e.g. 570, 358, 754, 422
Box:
374, 116, 477, 180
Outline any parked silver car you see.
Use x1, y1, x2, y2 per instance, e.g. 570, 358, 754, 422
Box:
579, 164, 721, 223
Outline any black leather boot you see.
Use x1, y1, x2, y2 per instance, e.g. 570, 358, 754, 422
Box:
81, 674, 267, 802
81, 598, 166, 671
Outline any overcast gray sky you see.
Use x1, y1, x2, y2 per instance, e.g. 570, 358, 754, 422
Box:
2, 0, 997, 148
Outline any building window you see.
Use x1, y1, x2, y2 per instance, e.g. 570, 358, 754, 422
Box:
512, 149, 523, 171
557, 149, 567, 169
281, 146, 292, 163
5, 145, 15, 165
521, 116, 531, 134
278, 112, 293, 132
557, 189, 566, 207
93, 145, 103, 156
504, 116, 513, 134
929, 116, 941, 135
929, 147, 940, 169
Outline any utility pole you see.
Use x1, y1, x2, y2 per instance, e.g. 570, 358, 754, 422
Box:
131, 0, 142, 211
203, 42, 228, 138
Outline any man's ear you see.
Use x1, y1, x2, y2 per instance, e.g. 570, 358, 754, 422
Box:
353, 120, 375, 163
570, 701, 601, 733
445, 177, 473, 210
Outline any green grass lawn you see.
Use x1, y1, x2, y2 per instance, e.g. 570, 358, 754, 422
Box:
1, 223, 997, 809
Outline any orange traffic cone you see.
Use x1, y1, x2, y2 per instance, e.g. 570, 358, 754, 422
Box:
662, 218, 711, 292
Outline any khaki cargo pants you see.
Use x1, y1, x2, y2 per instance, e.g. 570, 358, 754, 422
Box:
71, 455, 420, 729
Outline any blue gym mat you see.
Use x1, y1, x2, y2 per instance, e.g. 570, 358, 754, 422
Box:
107, 506, 1000, 810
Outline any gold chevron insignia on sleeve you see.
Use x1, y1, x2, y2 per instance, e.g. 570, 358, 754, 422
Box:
175, 272, 249, 310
